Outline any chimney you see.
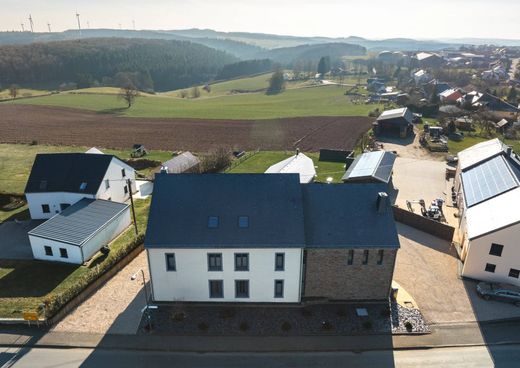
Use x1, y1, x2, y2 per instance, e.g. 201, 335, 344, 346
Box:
377, 192, 388, 214
160, 166, 168, 174
506, 146, 513, 156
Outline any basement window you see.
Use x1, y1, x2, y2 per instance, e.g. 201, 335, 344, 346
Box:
509, 269, 520, 279
362, 250, 369, 265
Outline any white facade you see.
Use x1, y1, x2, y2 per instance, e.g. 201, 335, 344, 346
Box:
148, 248, 303, 303
29, 206, 131, 264
26, 157, 136, 220
265, 154, 316, 184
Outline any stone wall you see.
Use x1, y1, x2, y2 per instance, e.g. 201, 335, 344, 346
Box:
304, 248, 397, 301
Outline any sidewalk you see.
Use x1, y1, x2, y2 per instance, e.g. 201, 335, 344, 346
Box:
1, 320, 520, 353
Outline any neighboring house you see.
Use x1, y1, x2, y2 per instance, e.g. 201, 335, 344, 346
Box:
145, 174, 399, 303
161, 152, 200, 174
375, 107, 414, 138
28, 199, 131, 264
413, 69, 431, 84
455, 139, 520, 286
25, 153, 136, 220
265, 152, 316, 184
342, 151, 396, 187
439, 88, 463, 103
412, 52, 444, 68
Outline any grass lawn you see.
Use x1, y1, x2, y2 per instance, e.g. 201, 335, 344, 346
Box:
0, 89, 51, 101
227, 151, 346, 183
0, 197, 150, 318
14, 85, 381, 120
447, 135, 520, 154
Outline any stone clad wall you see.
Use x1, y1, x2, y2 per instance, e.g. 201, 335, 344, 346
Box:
304, 248, 397, 300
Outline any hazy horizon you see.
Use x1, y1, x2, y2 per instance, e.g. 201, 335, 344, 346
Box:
2, 0, 520, 41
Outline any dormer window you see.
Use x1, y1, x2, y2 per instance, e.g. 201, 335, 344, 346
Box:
208, 216, 219, 228
79, 182, 87, 191
238, 216, 249, 228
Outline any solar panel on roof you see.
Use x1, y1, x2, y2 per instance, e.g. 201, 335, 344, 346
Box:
462, 156, 519, 207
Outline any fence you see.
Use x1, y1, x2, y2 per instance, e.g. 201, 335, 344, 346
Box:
392, 206, 455, 241
225, 149, 260, 171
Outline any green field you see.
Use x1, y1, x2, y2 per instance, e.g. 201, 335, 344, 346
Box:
0, 88, 51, 101
13, 84, 379, 120
227, 151, 346, 183
0, 197, 150, 318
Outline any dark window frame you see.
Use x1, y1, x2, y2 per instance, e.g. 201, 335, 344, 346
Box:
234, 253, 249, 271
60, 203, 70, 211
489, 243, 504, 257
347, 249, 354, 265
41, 204, 50, 214
59, 248, 68, 258
274, 279, 284, 298
275, 253, 285, 271
377, 250, 384, 265
105, 179, 110, 190
124, 185, 129, 195
121, 168, 126, 178
509, 268, 520, 279
362, 250, 369, 265
207, 253, 223, 271
235, 279, 249, 298
209, 280, 224, 298
44, 245, 53, 256
165, 253, 176, 271
485, 263, 496, 273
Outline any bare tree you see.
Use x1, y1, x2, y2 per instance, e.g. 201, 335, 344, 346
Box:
119, 83, 139, 108
9, 84, 18, 100
199, 147, 233, 173
190, 86, 201, 99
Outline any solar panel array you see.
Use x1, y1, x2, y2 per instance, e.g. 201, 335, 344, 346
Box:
461, 155, 519, 207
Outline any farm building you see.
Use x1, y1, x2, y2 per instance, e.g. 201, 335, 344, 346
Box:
28, 199, 131, 264
24, 152, 135, 220
342, 151, 396, 186
161, 152, 200, 174
265, 152, 316, 184
439, 88, 463, 103
145, 173, 399, 303
412, 52, 444, 68
374, 107, 414, 138
455, 139, 520, 286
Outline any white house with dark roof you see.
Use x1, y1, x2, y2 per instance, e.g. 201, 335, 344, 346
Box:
145, 173, 399, 303
455, 139, 520, 286
25, 153, 135, 220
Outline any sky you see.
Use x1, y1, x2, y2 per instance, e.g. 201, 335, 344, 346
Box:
1, 0, 519, 40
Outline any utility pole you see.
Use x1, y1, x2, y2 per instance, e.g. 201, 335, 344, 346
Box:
28, 15, 34, 32
127, 179, 138, 236
21, 23, 25, 32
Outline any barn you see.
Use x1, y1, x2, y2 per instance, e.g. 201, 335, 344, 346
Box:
375, 107, 414, 138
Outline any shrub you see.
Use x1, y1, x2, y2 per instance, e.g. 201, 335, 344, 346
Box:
200, 147, 233, 173
301, 307, 313, 318
239, 321, 249, 332
171, 311, 186, 322
219, 308, 236, 319
198, 322, 209, 331
368, 108, 380, 117
321, 321, 333, 330
281, 321, 292, 332
404, 321, 413, 332
362, 320, 373, 330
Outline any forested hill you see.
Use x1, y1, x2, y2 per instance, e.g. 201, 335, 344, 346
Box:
261, 42, 367, 64
0, 38, 237, 91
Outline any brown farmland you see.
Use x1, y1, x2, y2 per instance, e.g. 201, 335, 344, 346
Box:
0, 105, 372, 151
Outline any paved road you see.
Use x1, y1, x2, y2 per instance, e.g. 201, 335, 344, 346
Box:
4, 345, 520, 368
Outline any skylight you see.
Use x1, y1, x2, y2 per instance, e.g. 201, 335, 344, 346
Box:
79, 182, 88, 191
208, 216, 219, 228
238, 216, 249, 228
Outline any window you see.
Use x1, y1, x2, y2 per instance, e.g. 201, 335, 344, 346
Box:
121, 168, 126, 178
79, 182, 87, 191
274, 280, 284, 298
208, 253, 223, 271
362, 250, 369, 265
238, 216, 249, 228
209, 280, 224, 298
489, 243, 504, 257
235, 280, 249, 298
60, 203, 70, 211
165, 253, 176, 271
275, 253, 285, 271
59, 248, 68, 258
105, 179, 110, 190
124, 185, 128, 195
208, 216, 219, 228
377, 250, 384, 265
41, 204, 50, 213
509, 268, 520, 279
347, 250, 354, 265
44, 246, 53, 256
485, 263, 496, 273
235, 253, 249, 271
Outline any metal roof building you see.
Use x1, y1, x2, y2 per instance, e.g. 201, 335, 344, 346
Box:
342, 151, 396, 184
162, 152, 200, 174
265, 153, 316, 184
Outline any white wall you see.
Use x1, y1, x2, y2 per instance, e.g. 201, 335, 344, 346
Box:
462, 222, 520, 287
81, 208, 131, 261
96, 158, 136, 203
148, 248, 303, 303
26, 192, 95, 220
28, 235, 83, 264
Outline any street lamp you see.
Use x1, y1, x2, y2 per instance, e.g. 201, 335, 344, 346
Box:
131, 269, 152, 331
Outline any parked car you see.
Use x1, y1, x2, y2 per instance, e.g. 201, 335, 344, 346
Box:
476, 282, 520, 307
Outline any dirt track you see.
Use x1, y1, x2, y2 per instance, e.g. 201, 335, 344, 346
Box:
0, 105, 372, 151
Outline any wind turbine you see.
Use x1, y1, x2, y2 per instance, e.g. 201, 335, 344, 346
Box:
21, 23, 25, 32
76, 12, 82, 37
28, 14, 34, 32
47, 22, 51, 33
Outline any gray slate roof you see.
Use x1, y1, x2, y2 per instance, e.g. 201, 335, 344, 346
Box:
145, 174, 400, 249
28, 199, 129, 246
342, 151, 396, 184
302, 183, 399, 248
145, 174, 306, 248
